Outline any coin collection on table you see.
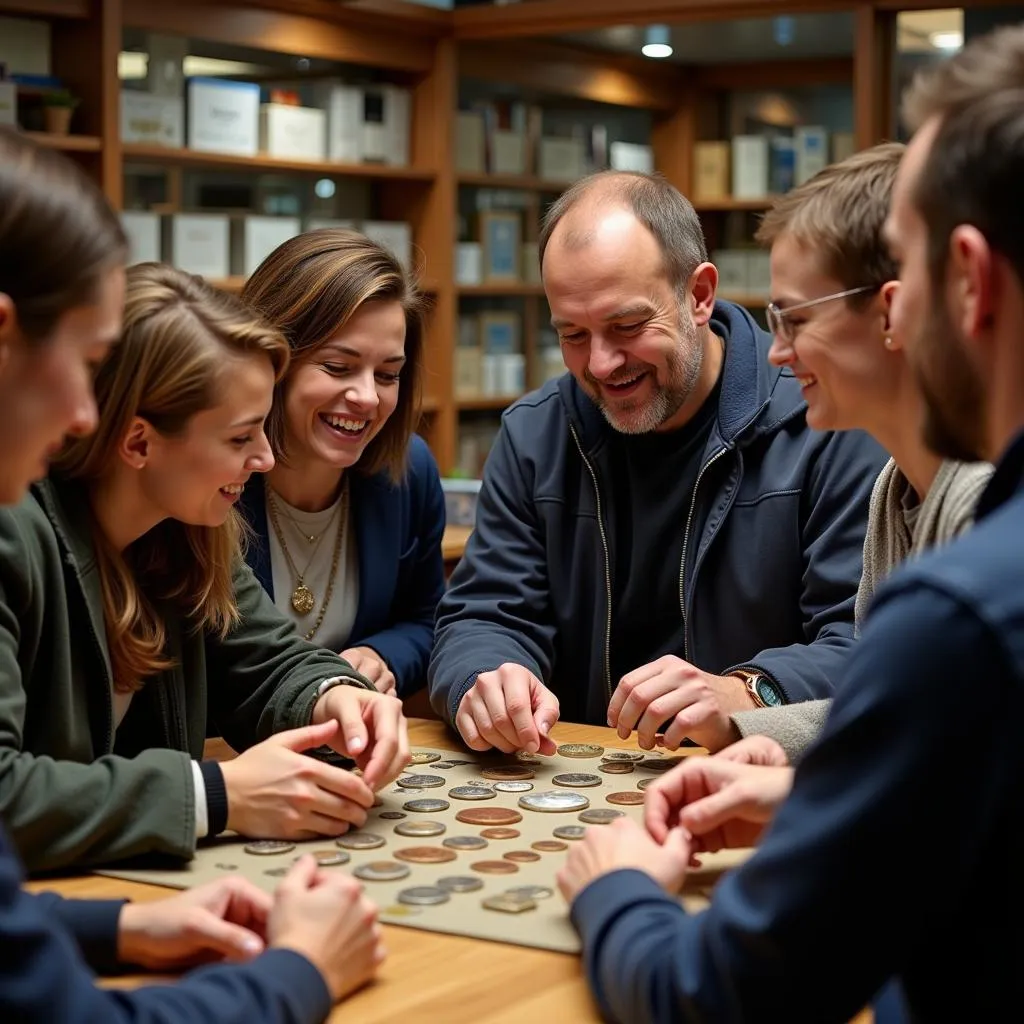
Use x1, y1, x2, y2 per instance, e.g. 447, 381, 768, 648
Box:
98, 744, 729, 956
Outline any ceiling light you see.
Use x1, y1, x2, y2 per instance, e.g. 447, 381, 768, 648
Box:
930, 30, 963, 51
642, 25, 673, 60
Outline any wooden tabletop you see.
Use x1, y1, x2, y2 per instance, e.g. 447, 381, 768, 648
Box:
29, 718, 872, 1024
442, 524, 472, 563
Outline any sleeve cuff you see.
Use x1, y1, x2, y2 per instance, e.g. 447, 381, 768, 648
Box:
49, 897, 127, 975
198, 760, 229, 837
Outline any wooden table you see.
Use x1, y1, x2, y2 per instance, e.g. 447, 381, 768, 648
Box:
30, 719, 872, 1024
442, 524, 472, 575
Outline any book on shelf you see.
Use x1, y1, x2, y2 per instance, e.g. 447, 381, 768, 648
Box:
731, 135, 770, 199
769, 136, 796, 196
693, 141, 730, 202
259, 103, 326, 162
610, 141, 654, 174
795, 126, 829, 186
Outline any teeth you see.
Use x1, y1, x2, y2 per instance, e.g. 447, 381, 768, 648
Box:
221, 484, 243, 495
324, 414, 367, 432
796, 376, 817, 387
608, 373, 643, 388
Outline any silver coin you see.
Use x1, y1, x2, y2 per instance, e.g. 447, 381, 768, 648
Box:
482, 893, 537, 913
244, 840, 296, 856
556, 743, 604, 759
394, 820, 446, 838
552, 825, 588, 840
403, 798, 451, 814
398, 886, 450, 907
436, 875, 484, 893
505, 884, 554, 901
409, 751, 441, 765
579, 808, 626, 825
397, 774, 446, 789
601, 750, 645, 763
379, 811, 407, 820
519, 790, 590, 813
432, 759, 474, 769
336, 832, 386, 850
552, 772, 602, 788
637, 777, 656, 790
442, 835, 489, 851
639, 757, 682, 772
448, 785, 496, 801
354, 860, 411, 882
494, 781, 534, 793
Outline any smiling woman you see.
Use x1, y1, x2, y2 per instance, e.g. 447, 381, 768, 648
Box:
239, 229, 446, 700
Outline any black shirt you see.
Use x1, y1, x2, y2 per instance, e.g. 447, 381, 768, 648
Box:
607, 380, 721, 687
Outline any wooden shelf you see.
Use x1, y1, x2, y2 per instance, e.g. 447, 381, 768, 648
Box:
23, 131, 102, 152
719, 293, 769, 308
122, 144, 437, 182
420, 396, 441, 414
458, 282, 546, 297
693, 196, 780, 213
458, 172, 568, 192
457, 396, 521, 411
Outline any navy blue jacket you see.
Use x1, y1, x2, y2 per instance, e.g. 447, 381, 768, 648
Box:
429, 301, 886, 725
0, 824, 331, 1024
571, 432, 1024, 1023
240, 435, 445, 698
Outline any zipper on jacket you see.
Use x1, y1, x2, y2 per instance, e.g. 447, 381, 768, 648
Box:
679, 447, 729, 663
568, 424, 614, 702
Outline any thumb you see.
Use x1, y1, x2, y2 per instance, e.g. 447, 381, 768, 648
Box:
679, 785, 748, 837
191, 914, 265, 962
270, 719, 339, 752
278, 854, 318, 897
662, 825, 693, 863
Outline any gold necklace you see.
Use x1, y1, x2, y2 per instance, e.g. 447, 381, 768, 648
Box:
268, 496, 329, 545
267, 483, 346, 621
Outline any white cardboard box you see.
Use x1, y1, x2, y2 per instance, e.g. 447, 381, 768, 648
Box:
187, 78, 260, 157
610, 141, 654, 173
795, 126, 829, 186
120, 211, 162, 264
362, 220, 412, 269
315, 83, 410, 166
233, 216, 301, 277
168, 214, 230, 279
731, 135, 769, 199
121, 90, 184, 148
0, 81, 16, 127
316, 83, 362, 163
455, 242, 483, 285
259, 103, 326, 163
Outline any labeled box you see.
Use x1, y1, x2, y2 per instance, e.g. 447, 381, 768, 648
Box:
120, 211, 162, 264
233, 216, 301, 277
362, 220, 413, 269
168, 214, 230, 279
259, 103, 326, 162
121, 90, 184, 148
731, 135, 769, 199
187, 78, 259, 157
795, 126, 829, 186
693, 141, 731, 201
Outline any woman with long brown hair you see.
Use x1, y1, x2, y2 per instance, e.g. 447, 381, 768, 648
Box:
240, 229, 445, 699
0, 260, 408, 874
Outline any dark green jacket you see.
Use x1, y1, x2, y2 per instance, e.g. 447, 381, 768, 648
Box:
0, 477, 372, 872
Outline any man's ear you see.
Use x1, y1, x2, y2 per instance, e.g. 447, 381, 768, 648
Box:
119, 417, 155, 469
688, 262, 719, 327
879, 280, 903, 351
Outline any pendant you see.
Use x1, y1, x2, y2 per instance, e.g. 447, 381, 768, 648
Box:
291, 583, 316, 615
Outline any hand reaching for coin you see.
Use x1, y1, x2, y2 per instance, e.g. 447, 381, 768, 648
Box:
341, 646, 397, 697
269, 855, 385, 1002
456, 663, 560, 755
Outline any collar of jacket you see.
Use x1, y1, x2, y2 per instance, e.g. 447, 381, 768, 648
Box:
556, 299, 800, 457
977, 427, 1024, 519
31, 475, 101, 576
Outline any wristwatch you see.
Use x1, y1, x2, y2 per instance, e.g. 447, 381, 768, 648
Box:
732, 668, 785, 709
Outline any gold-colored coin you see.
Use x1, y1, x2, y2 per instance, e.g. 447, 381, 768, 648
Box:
503, 850, 541, 863
482, 894, 537, 914
471, 860, 519, 875
531, 840, 568, 853
393, 846, 457, 864
455, 807, 523, 826
556, 743, 604, 759
480, 827, 520, 840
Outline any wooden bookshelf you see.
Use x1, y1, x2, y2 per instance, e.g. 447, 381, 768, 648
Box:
457, 396, 522, 411
458, 172, 566, 192
457, 283, 546, 297
693, 196, 780, 213
23, 131, 102, 151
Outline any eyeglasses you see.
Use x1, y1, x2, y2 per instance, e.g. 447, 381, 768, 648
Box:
766, 285, 878, 343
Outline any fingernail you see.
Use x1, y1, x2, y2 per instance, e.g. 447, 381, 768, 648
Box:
349, 738, 365, 753
242, 936, 262, 955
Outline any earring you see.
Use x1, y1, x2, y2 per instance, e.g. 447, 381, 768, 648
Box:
884, 336, 893, 348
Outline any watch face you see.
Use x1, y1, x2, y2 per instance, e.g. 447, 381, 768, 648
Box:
755, 678, 785, 708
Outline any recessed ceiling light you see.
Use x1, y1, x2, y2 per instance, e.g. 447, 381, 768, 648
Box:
930, 30, 963, 51
642, 25, 673, 60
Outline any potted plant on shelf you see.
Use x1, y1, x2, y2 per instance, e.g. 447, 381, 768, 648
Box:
41, 89, 79, 136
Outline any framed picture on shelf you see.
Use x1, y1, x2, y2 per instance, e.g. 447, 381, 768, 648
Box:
479, 210, 521, 282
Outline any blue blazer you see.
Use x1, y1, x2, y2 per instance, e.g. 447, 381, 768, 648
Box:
240, 435, 446, 698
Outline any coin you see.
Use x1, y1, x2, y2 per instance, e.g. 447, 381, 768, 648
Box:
336, 832, 386, 850
403, 798, 450, 814
639, 757, 682, 772
397, 774, 445, 789
409, 751, 441, 765
607, 791, 645, 806
505, 885, 554, 900
263, 866, 289, 877
518, 790, 590, 813
394, 820, 446, 838
448, 785, 496, 801
515, 751, 543, 764
579, 808, 626, 825
480, 765, 536, 781
503, 850, 541, 863
393, 846, 457, 864
556, 743, 604, 758
442, 835, 489, 851
432, 759, 474, 769
379, 811, 407, 820
480, 827, 520, 840
494, 781, 534, 793
244, 840, 296, 856
456, 807, 523, 826
598, 761, 635, 775
637, 777, 656, 790
482, 894, 536, 913
552, 772, 601, 788
470, 860, 519, 875
398, 886, 450, 907
304, 849, 350, 866
531, 840, 568, 853
436, 875, 484, 893
552, 825, 587, 840
601, 750, 645, 762
354, 860, 410, 882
